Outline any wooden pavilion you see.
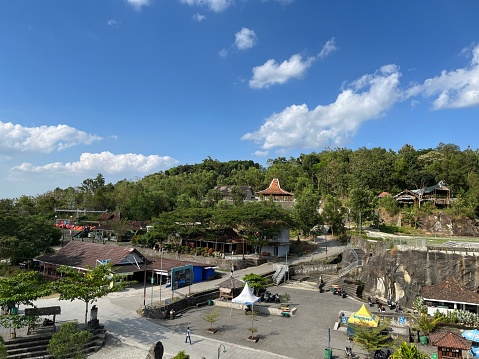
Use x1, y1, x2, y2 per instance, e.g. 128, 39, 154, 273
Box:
430, 332, 471, 359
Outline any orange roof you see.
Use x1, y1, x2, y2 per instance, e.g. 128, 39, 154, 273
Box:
257, 178, 293, 196
430, 332, 470, 350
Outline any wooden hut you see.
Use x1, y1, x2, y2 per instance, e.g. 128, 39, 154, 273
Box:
430, 332, 471, 359
217, 277, 244, 301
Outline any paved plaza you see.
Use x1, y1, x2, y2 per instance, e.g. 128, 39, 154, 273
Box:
156, 283, 368, 359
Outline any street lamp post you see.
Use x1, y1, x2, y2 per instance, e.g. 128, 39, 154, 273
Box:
143, 260, 147, 307
217, 344, 227, 359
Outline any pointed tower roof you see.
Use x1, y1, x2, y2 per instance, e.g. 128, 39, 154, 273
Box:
257, 178, 293, 196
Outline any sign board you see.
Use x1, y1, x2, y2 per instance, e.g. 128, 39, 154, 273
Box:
170, 265, 194, 291
399, 316, 405, 325
342, 316, 347, 324
98, 259, 112, 265
431, 354, 438, 359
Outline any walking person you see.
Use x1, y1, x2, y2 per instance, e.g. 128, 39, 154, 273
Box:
185, 326, 192, 344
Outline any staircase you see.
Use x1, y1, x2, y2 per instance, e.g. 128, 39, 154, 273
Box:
338, 247, 364, 277
5, 324, 106, 359
272, 264, 288, 285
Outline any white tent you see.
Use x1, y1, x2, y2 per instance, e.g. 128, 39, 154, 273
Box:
232, 282, 260, 305
231, 282, 261, 323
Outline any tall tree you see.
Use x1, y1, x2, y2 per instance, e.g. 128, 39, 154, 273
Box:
51, 264, 134, 324
290, 185, 321, 237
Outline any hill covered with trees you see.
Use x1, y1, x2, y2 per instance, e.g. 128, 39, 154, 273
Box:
1, 142, 479, 262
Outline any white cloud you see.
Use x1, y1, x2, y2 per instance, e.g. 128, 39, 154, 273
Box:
235, 28, 257, 50
242, 65, 402, 150
107, 19, 120, 28
13, 151, 179, 174
192, 13, 206, 22
0, 121, 102, 153
249, 54, 314, 89
318, 37, 337, 59
419, 44, 479, 109
254, 150, 269, 157
125, 0, 151, 11
180, 0, 232, 12
218, 48, 228, 57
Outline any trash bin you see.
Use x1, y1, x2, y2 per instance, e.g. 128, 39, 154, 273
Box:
324, 348, 332, 359
10, 307, 18, 315
298, 252, 303, 257
419, 335, 428, 345
207, 299, 214, 306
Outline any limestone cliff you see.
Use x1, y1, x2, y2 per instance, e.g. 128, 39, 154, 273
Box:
356, 249, 479, 307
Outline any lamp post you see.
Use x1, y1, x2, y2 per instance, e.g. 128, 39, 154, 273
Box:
159, 247, 163, 304
217, 344, 227, 359
143, 260, 147, 307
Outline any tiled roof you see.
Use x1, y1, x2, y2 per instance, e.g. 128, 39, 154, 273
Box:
430, 332, 471, 350
421, 277, 479, 304
378, 191, 389, 198
35, 241, 146, 270
257, 178, 293, 196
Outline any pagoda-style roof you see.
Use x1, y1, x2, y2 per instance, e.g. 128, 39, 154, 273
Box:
421, 277, 479, 305
430, 332, 471, 350
257, 178, 293, 196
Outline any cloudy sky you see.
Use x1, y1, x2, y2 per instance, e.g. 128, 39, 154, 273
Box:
1, 0, 479, 199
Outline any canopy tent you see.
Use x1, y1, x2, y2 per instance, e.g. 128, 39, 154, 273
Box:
462, 329, 479, 342
232, 282, 260, 305
347, 304, 380, 327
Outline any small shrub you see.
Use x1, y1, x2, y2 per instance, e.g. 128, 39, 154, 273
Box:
0, 335, 6, 359
172, 350, 190, 359
47, 321, 92, 359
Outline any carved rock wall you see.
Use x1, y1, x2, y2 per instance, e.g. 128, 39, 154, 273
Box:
359, 250, 479, 307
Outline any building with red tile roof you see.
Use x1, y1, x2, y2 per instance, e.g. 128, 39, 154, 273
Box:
421, 277, 479, 315
429, 332, 470, 359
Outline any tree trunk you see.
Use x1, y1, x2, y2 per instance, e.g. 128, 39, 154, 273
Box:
85, 301, 89, 325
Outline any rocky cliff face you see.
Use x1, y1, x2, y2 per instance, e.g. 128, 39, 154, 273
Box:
356, 249, 479, 307
420, 212, 479, 237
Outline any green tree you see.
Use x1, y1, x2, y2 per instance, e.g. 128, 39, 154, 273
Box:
0, 271, 51, 309
322, 195, 346, 237
0, 314, 38, 339
202, 309, 220, 331
290, 185, 321, 237
51, 264, 135, 324
47, 321, 92, 359
350, 321, 392, 358
348, 187, 378, 233
242, 274, 270, 295
391, 342, 430, 359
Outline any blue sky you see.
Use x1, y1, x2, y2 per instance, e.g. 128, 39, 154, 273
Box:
1, 0, 479, 199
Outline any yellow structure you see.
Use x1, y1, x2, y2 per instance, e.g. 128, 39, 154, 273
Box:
347, 304, 379, 327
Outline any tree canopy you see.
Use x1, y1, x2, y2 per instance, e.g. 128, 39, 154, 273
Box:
51, 263, 135, 324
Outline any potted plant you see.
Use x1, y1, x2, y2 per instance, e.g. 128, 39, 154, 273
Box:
202, 309, 219, 333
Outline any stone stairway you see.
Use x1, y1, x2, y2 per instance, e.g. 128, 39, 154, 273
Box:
5, 324, 107, 359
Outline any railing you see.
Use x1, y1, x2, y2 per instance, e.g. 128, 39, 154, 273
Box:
338, 261, 361, 278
